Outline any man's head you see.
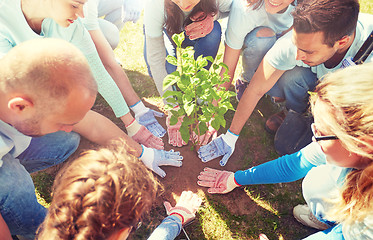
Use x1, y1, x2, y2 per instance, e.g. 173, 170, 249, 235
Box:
0, 38, 97, 136
291, 0, 360, 66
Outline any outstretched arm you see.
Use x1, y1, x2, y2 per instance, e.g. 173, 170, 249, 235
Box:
72, 110, 142, 155
88, 29, 140, 107
219, 43, 241, 90
230, 59, 285, 135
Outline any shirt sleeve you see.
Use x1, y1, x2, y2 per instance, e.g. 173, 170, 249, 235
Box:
225, 0, 258, 50
82, 0, 100, 31
147, 215, 182, 240
66, 20, 129, 117
234, 142, 326, 185
144, 0, 165, 38
0, 32, 13, 58
264, 30, 298, 70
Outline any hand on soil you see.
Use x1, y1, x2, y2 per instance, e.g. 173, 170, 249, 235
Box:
197, 167, 238, 194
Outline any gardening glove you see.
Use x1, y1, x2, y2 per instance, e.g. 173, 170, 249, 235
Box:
130, 101, 166, 138
122, 0, 144, 23
126, 119, 164, 150
166, 109, 187, 147
164, 191, 202, 225
197, 167, 240, 194
139, 145, 183, 178
197, 129, 238, 166
191, 122, 218, 146
185, 11, 214, 40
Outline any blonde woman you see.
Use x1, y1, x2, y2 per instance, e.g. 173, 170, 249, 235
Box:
197, 63, 373, 239
37, 142, 202, 240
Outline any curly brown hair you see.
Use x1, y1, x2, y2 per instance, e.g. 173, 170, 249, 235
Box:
36, 141, 161, 240
164, 0, 218, 36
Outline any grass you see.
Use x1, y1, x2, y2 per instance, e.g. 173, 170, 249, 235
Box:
32, 2, 373, 239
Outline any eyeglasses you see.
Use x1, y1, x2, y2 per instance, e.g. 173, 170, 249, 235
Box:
311, 123, 339, 141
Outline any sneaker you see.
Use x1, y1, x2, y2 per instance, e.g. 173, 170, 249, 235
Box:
293, 204, 330, 230
234, 79, 249, 101
265, 110, 286, 134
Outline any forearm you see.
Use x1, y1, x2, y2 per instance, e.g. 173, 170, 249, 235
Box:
146, 35, 171, 96
73, 110, 142, 157
219, 43, 240, 90
234, 143, 318, 185
89, 30, 141, 106
229, 60, 285, 135
147, 215, 182, 240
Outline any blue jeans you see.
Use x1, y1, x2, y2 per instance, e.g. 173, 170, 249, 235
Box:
267, 66, 318, 113
0, 131, 80, 236
144, 20, 222, 76
241, 27, 277, 82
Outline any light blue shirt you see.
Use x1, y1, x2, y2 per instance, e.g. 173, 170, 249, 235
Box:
0, 120, 31, 167
225, 0, 295, 50
234, 142, 372, 239
264, 13, 373, 78
0, 0, 129, 117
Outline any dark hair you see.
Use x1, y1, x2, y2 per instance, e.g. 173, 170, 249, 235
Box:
292, 0, 360, 47
164, 0, 218, 36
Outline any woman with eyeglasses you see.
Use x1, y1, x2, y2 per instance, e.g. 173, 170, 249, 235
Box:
36, 141, 202, 240
197, 63, 373, 239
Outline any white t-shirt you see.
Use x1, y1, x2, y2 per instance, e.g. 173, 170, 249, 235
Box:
265, 13, 373, 79
225, 0, 295, 50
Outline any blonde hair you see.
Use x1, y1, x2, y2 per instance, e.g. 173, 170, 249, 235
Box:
37, 141, 161, 240
310, 62, 373, 225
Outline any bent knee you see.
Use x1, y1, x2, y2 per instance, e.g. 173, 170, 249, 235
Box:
256, 27, 275, 38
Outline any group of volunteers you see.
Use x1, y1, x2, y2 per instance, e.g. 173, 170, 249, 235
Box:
0, 0, 372, 238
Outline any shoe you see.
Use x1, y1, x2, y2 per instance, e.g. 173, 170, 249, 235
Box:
293, 204, 330, 230
235, 79, 249, 101
265, 110, 286, 134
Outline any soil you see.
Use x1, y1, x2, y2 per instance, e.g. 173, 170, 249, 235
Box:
42, 98, 317, 239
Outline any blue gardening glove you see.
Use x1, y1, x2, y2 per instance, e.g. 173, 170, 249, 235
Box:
197, 130, 238, 166
122, 0, 144, 23
130, 101, 166, 138
139, 145, 183, 178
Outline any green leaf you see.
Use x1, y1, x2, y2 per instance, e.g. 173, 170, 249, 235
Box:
219, 62, 229, 71
211, 118, 219, 131
184, 102, 196, 116
166, 97, 176, 104
180, 124, 190, 143
163, 72, 180, 90
172, 32, 185, 48
166, 55, 178, 66
198, 122, 208, 135
170, 115, 178, 126
205, 56, 214, 63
